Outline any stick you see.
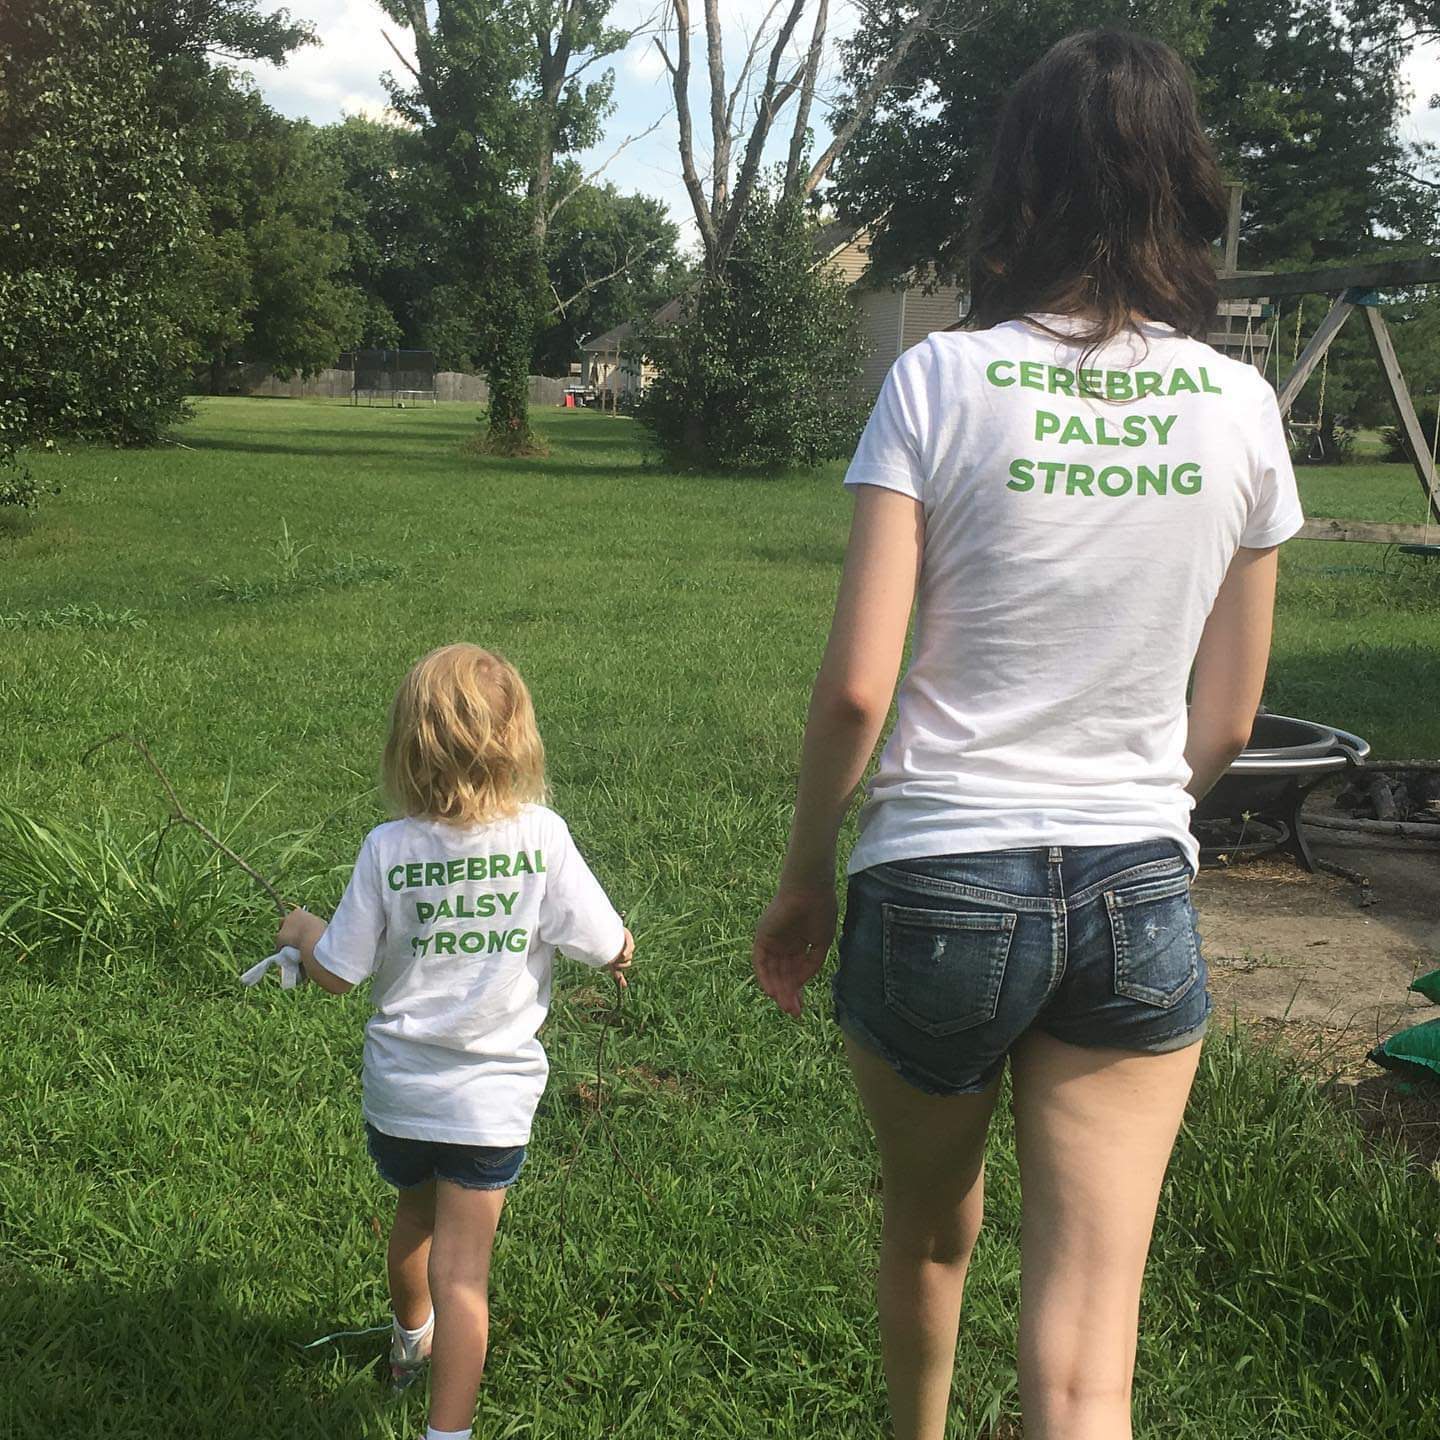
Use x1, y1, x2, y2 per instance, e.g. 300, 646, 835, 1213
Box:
1305, 814, 1440, 841
82, 732, 289, 915
1348, 760, 1440, 774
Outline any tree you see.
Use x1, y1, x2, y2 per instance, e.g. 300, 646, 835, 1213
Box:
381, 1, 634, 453
637, 193, 865, 470
181, 84, 364, 390
103, 1, 361, 388
318, 117, 424, 350
0, 0, 199, 477
829, 0, 1440, 283
536, 178, 683, 374
654, 0, 948, 279
828, 0, 1210, 284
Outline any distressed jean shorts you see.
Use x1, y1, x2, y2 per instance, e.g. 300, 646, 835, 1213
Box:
832, 839, 1210, 1095
365, 1123, 527, 1191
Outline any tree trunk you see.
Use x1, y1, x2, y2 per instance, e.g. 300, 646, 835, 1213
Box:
485, 247, 544, 453
210, 355, 225, 396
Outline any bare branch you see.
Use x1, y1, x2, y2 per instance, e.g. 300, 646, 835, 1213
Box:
83, 733, 289, 916
798, 0, 951, 199
784, 0, 828, 196
550, 235, 667, 317
725, 0, 788, 138
549, 111, 672, 221
702, 1, 730, 217
715, 0, 809, 262
382, 28, 421, 84
660, 2, 721, 258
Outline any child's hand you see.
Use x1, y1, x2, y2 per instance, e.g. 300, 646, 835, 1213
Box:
604, 927, 634, 990
277, 906, 323, 953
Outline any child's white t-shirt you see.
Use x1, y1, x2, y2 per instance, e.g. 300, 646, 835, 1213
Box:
844, 316, 1304, 877
313, 805, 625, 1146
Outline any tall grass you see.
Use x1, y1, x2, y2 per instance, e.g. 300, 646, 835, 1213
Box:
0, 801, 333, 972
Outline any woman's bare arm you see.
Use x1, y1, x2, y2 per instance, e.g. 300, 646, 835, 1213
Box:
1185, 545, 1280, 800
753, 485, 924, 1016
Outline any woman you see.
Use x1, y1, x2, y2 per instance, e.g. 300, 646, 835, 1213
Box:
752, 30, 1301, 1440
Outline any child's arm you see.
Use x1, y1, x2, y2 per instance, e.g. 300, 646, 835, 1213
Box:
607, 927, 635, 989
275, 832, 386, 996
537, 819, 631, 979
276, 908, 355, 995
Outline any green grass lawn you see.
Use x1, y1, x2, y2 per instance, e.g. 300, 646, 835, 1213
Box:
2, 400, 1437, 1439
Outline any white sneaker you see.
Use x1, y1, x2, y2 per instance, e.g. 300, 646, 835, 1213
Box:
389, 1313, 434, 1391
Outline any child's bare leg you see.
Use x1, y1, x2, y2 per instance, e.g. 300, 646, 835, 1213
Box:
389, 1181, 436, 1330
427, 1180, 507, 1433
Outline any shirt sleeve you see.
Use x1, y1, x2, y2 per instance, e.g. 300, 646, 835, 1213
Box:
843, 342, 931, 500
537, 817, 625, 967
312, 831, 386, 984
1240, 384, 1305, 549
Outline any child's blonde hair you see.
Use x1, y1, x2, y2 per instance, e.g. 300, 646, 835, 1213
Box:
382, 644, 547, 825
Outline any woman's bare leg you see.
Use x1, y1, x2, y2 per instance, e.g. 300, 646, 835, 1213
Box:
1010, 1031, 1202, 1440
388, 1181, 436, 1330
426, 1180, 507, 1434
845, 1035, 1001, 1440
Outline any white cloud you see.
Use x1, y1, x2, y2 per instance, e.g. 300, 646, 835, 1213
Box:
1400, 47, 1440, 149
246, 1, 410, 121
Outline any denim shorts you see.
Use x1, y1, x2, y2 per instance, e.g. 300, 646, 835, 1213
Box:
365, 1123, 527, 1191
832, 839, 1210, 1095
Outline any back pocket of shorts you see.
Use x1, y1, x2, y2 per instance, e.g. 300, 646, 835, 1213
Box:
881, 904, 1016, 1037
1105, 873, 1198, 1008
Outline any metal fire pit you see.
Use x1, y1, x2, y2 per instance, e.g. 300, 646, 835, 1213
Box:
1191, 713, 1370, 871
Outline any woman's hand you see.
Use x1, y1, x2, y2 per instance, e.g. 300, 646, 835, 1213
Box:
752, 886, 839, 1019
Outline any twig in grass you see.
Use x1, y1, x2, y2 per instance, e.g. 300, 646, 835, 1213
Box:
82, 731, 289, 916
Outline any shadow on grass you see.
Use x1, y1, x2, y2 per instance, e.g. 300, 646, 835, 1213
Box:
1, 1264, 396, 1439
1329, 1071, 1440, 1170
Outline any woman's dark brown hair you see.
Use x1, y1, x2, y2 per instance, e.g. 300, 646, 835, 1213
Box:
967, 29, 1229, 345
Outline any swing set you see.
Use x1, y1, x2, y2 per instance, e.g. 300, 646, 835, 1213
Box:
1216, 257, 1440, 556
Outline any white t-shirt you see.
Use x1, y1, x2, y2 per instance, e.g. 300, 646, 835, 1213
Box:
313, 805, 625, 1146
844, 316, 1304, 876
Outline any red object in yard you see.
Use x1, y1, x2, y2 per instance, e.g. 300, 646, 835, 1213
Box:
564, 392, 576, 408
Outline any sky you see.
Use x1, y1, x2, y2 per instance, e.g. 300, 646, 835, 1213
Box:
247, 1, 1440, 248
246, 0, 860, 248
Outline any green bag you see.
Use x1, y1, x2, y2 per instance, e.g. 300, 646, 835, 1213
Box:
1369, 1018, 1440, 1082
1409, 967, 1440, 1005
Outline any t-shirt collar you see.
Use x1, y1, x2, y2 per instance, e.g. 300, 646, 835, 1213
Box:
1022, 311, 1179, 337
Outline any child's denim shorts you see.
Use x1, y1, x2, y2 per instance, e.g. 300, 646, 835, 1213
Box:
365, 1123, 527, 1191
833, 839, 1209, 1095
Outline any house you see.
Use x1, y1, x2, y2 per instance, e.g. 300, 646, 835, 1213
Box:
580, 297, 684, 399
819, 224, 969, 399
578, 226, 966, 404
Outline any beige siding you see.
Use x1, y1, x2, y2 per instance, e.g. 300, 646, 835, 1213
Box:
854, 288, 904, 400
825, 237, 872, 285
900, 284, 967, 351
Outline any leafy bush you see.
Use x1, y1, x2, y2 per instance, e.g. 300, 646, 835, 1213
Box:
1381, 403, 1440, 464
0, 398, 38, 510
1288, 415, 1356, 466
0, 1, 198, 455
638, 193, 866, 471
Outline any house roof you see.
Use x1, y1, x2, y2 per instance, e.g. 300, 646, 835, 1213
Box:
582, 319, 635, 353
581, 295, 686, 353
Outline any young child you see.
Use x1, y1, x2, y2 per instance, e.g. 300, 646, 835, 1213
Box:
277, 643, 632, 1440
